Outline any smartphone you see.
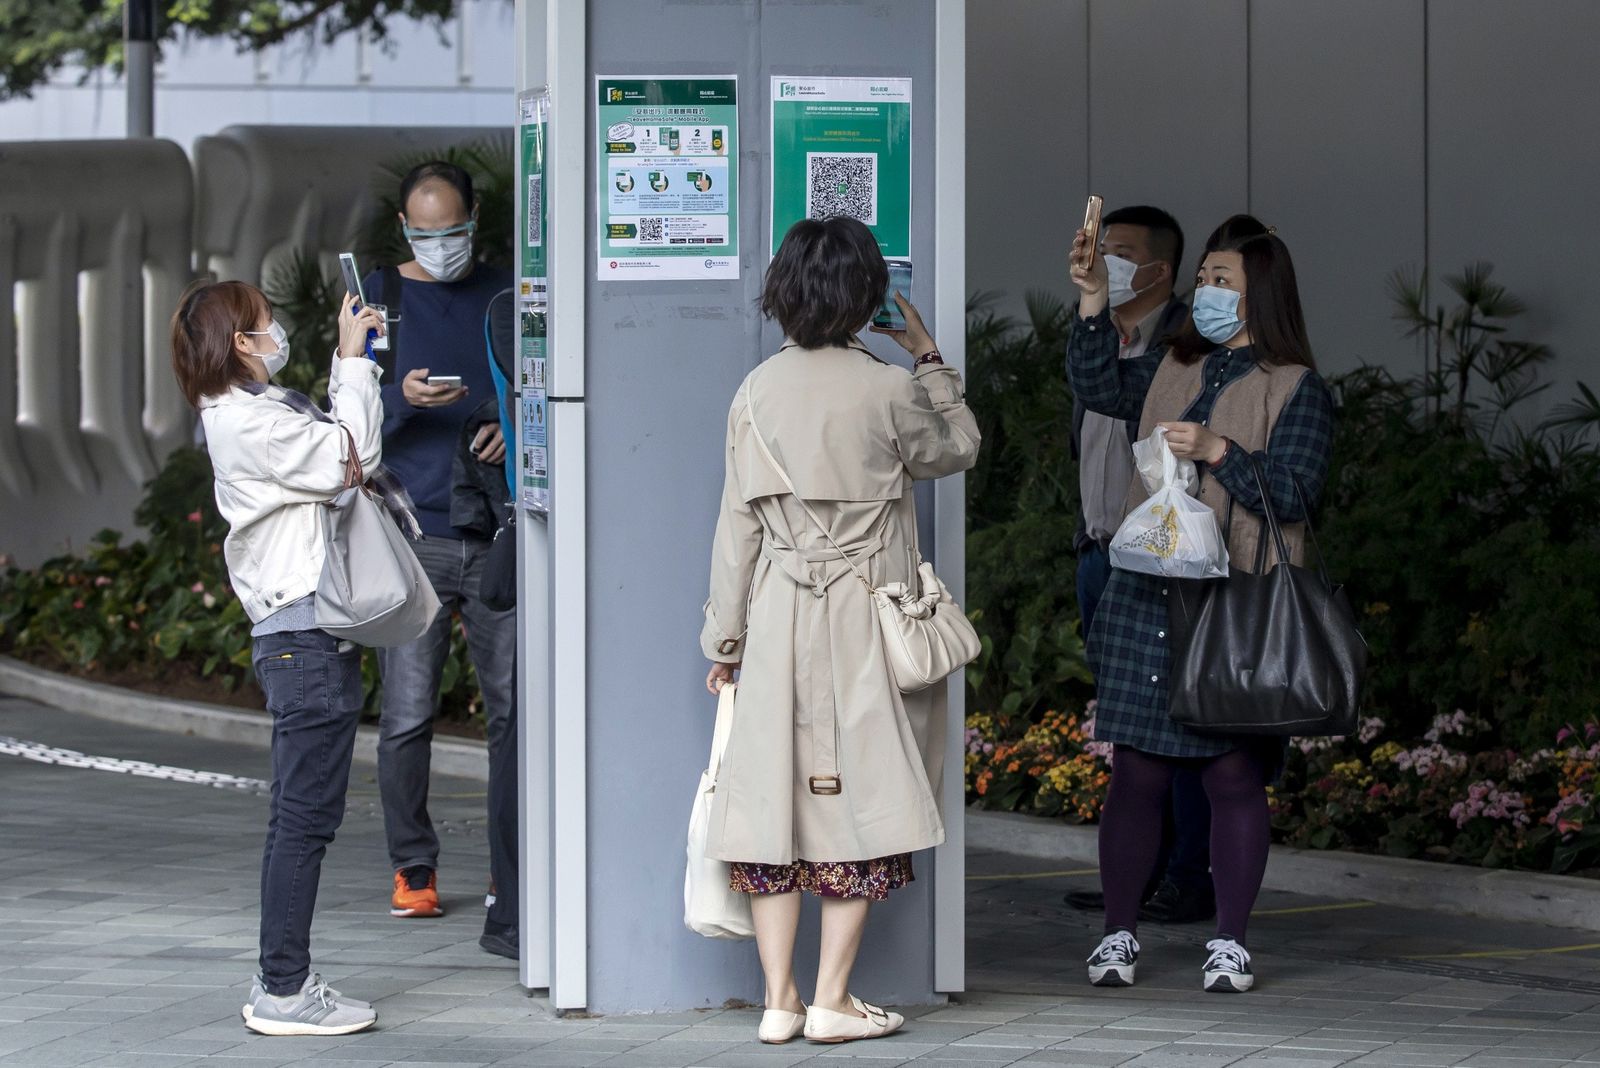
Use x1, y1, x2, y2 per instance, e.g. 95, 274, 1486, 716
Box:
873, 259, 914, 331
338, 252, 385, 356
1080, 194, 1104, 270
426, 375, 463, 389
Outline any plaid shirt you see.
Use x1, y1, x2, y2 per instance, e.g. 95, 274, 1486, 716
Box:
1067, 308, 1335, 758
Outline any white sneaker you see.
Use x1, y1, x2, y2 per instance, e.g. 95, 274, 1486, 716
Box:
1086, 930, 1139, 987
1203, 938, 1254, 992
757, 1006, 807, 1044
242, 972, 370, 1020
243, 974, 377, 1036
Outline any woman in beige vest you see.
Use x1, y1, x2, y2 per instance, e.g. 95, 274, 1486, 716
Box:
1067, 215, 1335, 994
701, 218, 979, 1045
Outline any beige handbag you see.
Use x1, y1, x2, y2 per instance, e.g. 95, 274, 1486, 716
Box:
747, 394, 980, 694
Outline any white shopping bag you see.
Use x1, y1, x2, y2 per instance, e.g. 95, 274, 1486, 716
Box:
1109, 426, 1230, 579
684, 682, 754, 939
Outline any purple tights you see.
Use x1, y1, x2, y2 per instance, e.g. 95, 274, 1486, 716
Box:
1097, 745, 1269, 943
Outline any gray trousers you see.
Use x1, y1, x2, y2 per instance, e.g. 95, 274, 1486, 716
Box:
377, 535, 516, 877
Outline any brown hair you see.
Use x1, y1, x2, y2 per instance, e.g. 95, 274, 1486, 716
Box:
761, 217, 888, 349
1168, 214, 1315, 369
170, 280, 268, 408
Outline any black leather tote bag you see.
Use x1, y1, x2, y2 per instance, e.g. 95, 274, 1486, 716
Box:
1167, 457, 1367, 737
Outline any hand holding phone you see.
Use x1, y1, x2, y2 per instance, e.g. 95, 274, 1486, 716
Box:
1074, 195, 1104, 271
402, 368, 468, 408
873, 259, 914, 331
338, 252, 387, 356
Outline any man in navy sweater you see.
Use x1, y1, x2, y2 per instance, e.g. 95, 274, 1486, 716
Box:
364, 161, 517, 958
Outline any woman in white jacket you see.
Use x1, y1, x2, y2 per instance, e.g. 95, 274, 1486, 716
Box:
171, 281, 386, 1036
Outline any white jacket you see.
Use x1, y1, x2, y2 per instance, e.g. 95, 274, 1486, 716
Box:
199, 356, 384, 623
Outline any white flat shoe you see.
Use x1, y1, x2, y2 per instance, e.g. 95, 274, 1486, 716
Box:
758, 1006, 807, 1044
804, 995, 904, 1043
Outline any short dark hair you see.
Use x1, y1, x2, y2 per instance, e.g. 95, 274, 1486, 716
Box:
399, 160, 475, 216
1169, 213, 1315, 369
1102, 204, 1184, 278
761, 218, 888, 349
170, 280, 268, 408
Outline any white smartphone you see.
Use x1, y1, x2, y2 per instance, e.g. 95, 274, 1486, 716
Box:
426, 375, 462, 388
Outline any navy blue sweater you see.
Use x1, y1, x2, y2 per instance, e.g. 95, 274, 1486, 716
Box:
366, 264, 508, 539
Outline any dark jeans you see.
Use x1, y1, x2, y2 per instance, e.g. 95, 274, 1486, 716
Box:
1077, 541, 1213, 895
254, 629, 363, 996
377, 536, 517, 884
485, 663, 519, 929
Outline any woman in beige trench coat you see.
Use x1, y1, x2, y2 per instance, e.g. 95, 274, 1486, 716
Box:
700, 218, 980, 1046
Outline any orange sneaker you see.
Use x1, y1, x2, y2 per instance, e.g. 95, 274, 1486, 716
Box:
390, 866, 444, 918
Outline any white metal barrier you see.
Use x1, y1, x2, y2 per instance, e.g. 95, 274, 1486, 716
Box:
0, 139, 193, 510
0, 126, 502, 566
195, 124, 502, 286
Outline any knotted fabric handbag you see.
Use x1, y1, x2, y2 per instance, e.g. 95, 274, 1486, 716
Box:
746, 395, 980, 694
684, 681, 754, 939
314, 427, 443, 647
1166, 456, 1367, 737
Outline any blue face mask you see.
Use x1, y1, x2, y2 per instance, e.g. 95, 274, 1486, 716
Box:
1192, 285, 1246, 344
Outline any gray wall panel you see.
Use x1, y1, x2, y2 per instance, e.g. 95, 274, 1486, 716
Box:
1427, 0, 1600, 410
1249, 0, 1426, 375
1088, 0, 1248, 291
584, 0, 943, 1013
965, 0, 1084, 321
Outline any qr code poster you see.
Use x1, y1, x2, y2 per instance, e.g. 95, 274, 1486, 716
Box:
595, 76, 740, 280
518, 89, 549, 298
805, 153, 878, 226
771, 76, 911, 257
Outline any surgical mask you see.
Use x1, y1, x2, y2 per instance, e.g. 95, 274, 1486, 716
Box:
404, 219, 477, 283
1192, 285, 1247, 344
1104, 254, 1161, 308
242, 320, 290, 377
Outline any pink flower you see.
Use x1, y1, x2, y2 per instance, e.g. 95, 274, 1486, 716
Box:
1558, 818, 1585, 835
1557, 726, 1575, 744
190, 582, 205, 594
187, 510, 202, 524
94, 575, 112, 587
72, 599, 84, 609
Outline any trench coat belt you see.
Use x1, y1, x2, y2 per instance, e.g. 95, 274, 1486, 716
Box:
758, 532, 885, 794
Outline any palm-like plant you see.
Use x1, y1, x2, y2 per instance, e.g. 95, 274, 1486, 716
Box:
356, 135, 516, 271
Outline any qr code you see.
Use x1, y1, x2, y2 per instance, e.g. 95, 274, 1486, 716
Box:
806, 152, 878, 226
637, 216, 665, 243
525, 175, 542, 246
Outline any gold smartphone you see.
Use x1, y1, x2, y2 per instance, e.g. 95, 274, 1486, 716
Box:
1080, 195, 1104, 270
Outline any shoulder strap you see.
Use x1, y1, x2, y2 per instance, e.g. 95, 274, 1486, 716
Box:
745, 379, 874, 594
377, 266, 403, 381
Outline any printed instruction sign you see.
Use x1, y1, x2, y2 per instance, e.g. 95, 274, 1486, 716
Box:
770, 77, 912, 257
518, 89, 550, 301
595, 76, 739, 280
518, 305, 549, 515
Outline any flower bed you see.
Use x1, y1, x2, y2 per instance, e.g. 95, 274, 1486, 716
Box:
965, 705, 1600, 875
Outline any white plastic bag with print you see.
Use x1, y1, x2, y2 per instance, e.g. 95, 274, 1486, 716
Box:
1108, 426, 1229, 579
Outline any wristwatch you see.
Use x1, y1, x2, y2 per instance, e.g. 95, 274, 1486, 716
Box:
914, 350, 944, 368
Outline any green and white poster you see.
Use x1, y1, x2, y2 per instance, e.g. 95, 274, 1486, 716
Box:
519, 306, 549, 516
595, 76, 739, 280
518, 89, 549, 301
770, 77, 912, 256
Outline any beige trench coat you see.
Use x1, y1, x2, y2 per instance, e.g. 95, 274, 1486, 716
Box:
699, 343, 981, 865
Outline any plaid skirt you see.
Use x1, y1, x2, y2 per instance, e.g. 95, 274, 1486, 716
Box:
1085, 569, 1242, 759
729, 855, 913, 901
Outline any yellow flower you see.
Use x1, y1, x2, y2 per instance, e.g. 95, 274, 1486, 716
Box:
1371, 741, 1405, 765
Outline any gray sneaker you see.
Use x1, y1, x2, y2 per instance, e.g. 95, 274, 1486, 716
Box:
242, 973, 371, 1020
243, 974, 377, 1036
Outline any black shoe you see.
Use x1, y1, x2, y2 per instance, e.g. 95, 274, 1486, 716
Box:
1139, 879, 1217, 924
1063, 889, 1106, 912
479, 920, 519, 960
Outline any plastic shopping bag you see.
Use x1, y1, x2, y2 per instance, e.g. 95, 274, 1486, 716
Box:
1108, 426, 1229, 580
684, 682, 754, 939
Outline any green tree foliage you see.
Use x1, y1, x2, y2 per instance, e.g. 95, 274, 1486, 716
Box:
0, 0, 480, 102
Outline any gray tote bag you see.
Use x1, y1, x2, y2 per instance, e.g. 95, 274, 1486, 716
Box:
313, 428, 441, 647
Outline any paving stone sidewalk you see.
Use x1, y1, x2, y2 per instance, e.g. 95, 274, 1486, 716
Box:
4, 695, 1600, 1067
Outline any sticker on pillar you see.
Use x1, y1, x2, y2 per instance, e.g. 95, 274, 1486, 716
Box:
519, 304, 549, 515
518, 89, 550, 301
770, 77, 912, 257
595, 76, 739, 280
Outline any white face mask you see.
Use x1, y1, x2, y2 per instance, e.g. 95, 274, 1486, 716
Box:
404, 217, 478, 283
242, 320, 290, 378
1104, 254, 1163, 308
